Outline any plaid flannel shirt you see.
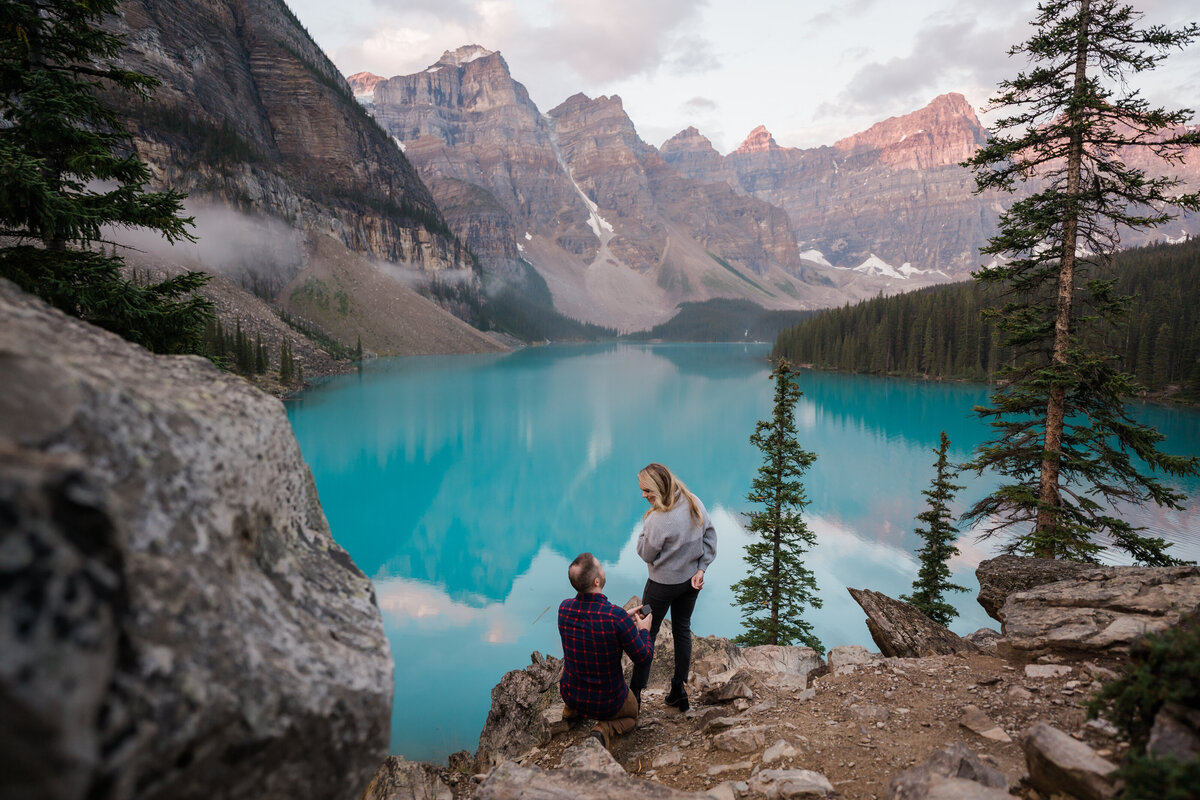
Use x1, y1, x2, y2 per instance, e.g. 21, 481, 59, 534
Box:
558, 592, 653, 719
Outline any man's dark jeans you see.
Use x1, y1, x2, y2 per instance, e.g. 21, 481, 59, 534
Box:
629, 577, 700, 696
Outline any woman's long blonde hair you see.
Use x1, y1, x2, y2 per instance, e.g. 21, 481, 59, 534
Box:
639, 463, 703, 522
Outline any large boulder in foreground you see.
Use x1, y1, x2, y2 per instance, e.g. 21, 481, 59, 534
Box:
996, 562, 1200, 661
847, 588, 977, 658
0, 282, 391, 800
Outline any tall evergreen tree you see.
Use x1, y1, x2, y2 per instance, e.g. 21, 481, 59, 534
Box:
279, 339, 293, 385
0, 0, 211, 353
961, 0, 1199, 564
732, 360, 823, 652
901, 431, 968, 627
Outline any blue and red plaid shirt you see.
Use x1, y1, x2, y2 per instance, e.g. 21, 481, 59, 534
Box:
558, 592, 653, 719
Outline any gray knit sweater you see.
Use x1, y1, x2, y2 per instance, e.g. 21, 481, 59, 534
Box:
636, 492, 717, 584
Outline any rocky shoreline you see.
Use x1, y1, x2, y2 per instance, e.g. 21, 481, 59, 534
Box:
364, 557, 1199, 800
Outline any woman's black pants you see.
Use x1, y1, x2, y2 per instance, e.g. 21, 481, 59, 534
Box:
629, 577, 700, 696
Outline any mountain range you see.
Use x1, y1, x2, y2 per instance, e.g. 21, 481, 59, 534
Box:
351, 45, 1200, 332
107, 1, 1200, 346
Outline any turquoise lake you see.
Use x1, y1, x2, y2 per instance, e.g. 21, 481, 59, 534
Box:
285, 343, 1200, 763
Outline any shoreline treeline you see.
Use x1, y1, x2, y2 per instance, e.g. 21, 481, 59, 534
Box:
773, 238, 1200, 400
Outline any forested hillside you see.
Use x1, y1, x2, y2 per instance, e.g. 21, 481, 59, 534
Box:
626, 299, 815, 342
773, 238, 1200, 399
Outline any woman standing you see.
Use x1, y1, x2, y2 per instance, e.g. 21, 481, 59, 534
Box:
629, 463, 717, 712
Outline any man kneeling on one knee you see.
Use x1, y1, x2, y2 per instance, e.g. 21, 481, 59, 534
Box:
558, 552, 653, 751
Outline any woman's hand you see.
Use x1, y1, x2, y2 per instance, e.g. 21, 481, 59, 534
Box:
691, 570, 705, 590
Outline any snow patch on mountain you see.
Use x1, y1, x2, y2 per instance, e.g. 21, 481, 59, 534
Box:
392, 136, 406, 153
850, 254, 947, 280
854, 254, 904, 278
799, 248, 833, 268
438, 45, 494, 67
547, 128, 614, 244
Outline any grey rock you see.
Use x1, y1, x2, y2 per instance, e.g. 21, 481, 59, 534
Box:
748, 768, 835, 799
1006, 686, 1033, 702
706, 781, 739, 800
0, 283, 391, 800
740, 645, 823, 689
990, 560, 1200, 660
976, 555, 1093, 622
1023, 722, 1117, 800
1086, 718, 1120, 738
687, 636, 822, 690
708, 761, 754, 776
475, 651, 564, 769
923, 777, 1014, 800
884, 741, 1008, 800
474, 760, 710, 800
763, 739, 798, 764
850, 703, 891, 722
959, 706, 1012, 743
652, 749, 683, 769
848, 588, 978, 658
827, 645, 881, 671
360, 757, 452, 800
542, 703, 570, 737
1025, 664, 1072, 679
712, 725, 773, 754
700, 669, 757, 704
1148, 704, 1200, 762
560, 739, 625, 776
964, 628, 1002, 655
702, 717, 744, 735
1083, 662, 1119, 683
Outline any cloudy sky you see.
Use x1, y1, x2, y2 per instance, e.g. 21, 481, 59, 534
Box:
285, 0, 1200, 153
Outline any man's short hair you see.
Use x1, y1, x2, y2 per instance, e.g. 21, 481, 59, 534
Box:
568, 552, 601, 593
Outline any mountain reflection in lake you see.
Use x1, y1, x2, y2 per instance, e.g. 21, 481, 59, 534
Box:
286, 343, 1200, 762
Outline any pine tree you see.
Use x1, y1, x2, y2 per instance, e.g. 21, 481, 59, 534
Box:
278, 340, 292, 386
354, 334, 363, 361
0, 0, 213, 353
732, 360, 823, 652
901, 431, 968, 627
255, 333, 267, 374
961, 0, 1200, 564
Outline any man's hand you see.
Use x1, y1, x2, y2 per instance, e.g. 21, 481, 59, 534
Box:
634, 610, 653, 632
691, 569, 705, 590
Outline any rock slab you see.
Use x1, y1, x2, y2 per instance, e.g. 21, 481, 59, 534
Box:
748, 768, 835, 799
885, 740, 1008, 800
1022, 722, 1118, 800
847, 588, 977, 658
475, 651, 564, 770
0, 282, 392, 800
998, 564, 1200, 660
975, 555, 1093, 622
360, 757, 452, 800
474, 760, 711, 800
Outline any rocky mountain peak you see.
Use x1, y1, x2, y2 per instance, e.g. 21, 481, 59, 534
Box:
347, 71, 385, 98
436, 44, 496, 67
833, 92, 987, 169
732, 125, 779, 155
661, 126, 718, 155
